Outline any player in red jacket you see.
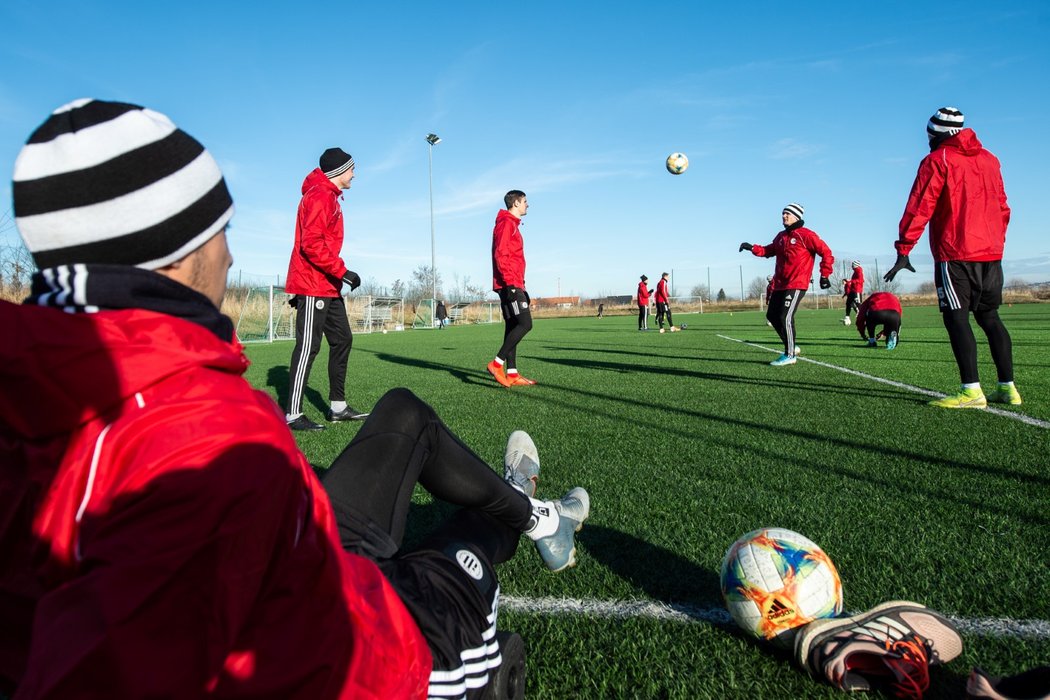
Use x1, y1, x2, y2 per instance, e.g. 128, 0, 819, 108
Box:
740, 203, 834, 366
2, 99, 591, 700
884, 107, 1020, 408
488, 190, 535, 387
856, 292, 903, 350
283, 148, 367, 430
655, 272, 678, 332
637, 275, 652, 330
842, 261, 864, 325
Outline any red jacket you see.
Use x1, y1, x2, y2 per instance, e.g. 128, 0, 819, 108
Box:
0, 301, 430, 699
844, 267, 864, 296
491, 209, 525, 291
286, 169, 350, 297
655, 278, 670, 304
856, 292, 902, 338
637, 281, 651, 305
750, 227, 834, 291
896, 129, 1010, 263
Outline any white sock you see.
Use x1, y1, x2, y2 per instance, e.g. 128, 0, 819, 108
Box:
962, 383, 981, 391
525, 498, 559, 540
507, 368, 519, 376
493, 357, 505, 366
286, 413, 302, 422
998, 381, 1015, 388
330, 401, 347, 412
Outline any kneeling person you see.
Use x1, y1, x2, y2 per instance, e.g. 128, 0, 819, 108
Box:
856, 292, 903, 350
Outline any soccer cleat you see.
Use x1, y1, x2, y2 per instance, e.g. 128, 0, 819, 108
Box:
770, 354, 797, 366
670, 326, 680, 332
531, 487, 590, 572
327, 405, 370, 421
987, 384, 1022, 406
794, 345, 802, 356
508, 374, 536, 386
886, 331, 898, 351
866, 338, 878, 348
487, 360, 513, 387
659, 328, 666, 334
795, 600, 963, 697
929, 388, 987, 409
287, 415, 325, 431
504, 430, 540, 498
966, 665, 1050, 700
843, 316, 852, 326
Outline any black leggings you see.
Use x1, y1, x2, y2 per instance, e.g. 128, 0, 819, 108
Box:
656, 302, 673, 328
864, 309, 901, 340
497, 287, 533, 369
321, 388, 530, 563
844, 293, 860, 317
942, 308, 1014, 384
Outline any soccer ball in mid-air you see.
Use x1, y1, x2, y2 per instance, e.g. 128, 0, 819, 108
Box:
665, 152, 689, 175
720, 527, 843, 647
842, 317, 852, 326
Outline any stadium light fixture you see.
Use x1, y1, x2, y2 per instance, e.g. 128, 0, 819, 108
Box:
426, 133, 441, 320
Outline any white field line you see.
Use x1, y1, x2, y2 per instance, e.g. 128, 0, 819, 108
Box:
501, 595, 1050, 640
716, 334, 1050, 430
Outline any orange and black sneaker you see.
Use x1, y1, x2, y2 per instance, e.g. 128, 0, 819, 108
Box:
487, 360, 512, 387
795, 600, 963, 699
508, 373, 536, 386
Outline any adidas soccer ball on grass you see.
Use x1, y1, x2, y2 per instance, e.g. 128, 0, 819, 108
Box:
665, 152, 689, 175
720, 528, 843, 647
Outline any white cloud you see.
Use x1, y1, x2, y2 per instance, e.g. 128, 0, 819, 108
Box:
769, 138, 823, 160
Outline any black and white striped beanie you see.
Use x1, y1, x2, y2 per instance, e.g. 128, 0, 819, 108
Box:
927, 107, 964, 142
852, 260, 861, 268
13, 99, 234, 270
783, 203, 804, 220
320, 147, 355, 178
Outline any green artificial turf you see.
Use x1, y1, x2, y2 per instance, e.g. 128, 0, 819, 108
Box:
244, 303, 1050, 698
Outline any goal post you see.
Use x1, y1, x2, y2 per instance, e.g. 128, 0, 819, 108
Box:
234, 285, 295, 344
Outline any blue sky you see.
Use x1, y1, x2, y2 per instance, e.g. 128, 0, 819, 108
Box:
2, 1, 1048, 299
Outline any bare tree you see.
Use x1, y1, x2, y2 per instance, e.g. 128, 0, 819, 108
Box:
917, 281, 936, 294
690, 283, 711, 301
745, 276, 767, 300
406, 265, 443, 303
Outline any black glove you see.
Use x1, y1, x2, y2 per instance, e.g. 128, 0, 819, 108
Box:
288, 295, 299, 307
883, 254, 915, 282
738, 242, 753, 252
819, 276, 831, 290
342, 270, 361, 291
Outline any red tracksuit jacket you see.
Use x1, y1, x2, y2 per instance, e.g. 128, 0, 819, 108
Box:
845, 267, 864, 295
637, 281, 651, 305
0, 301, 430, 699
750, 227, 834, 291
285, 169, 350, 297
655, 279, 670, 304
491, 209, 525, 291
896, 129, 1010, 263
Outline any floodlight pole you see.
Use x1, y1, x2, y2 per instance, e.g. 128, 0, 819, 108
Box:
426, 133, 441, 321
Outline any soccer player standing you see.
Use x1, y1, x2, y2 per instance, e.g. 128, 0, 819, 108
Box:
842, 260, 864, 325
884, 107, 1020, 408
740, 203, 834, 366
284, 148, 368, 430
488, 190, 536, 387
637, 275, 651, 330
655, 272, 677, 332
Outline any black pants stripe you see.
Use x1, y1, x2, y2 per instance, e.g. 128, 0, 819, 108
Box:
286, 295, 352, 416
766, 289, 805, 355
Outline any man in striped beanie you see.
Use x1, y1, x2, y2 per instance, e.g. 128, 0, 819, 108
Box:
1, 100, 590, 699
841, 260, 864, 326
886, 106, 1020, 409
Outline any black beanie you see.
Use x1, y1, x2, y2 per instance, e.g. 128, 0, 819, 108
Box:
320, 148, 355, 178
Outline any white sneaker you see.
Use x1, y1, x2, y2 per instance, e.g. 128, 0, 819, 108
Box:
504, 431, 540, 498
